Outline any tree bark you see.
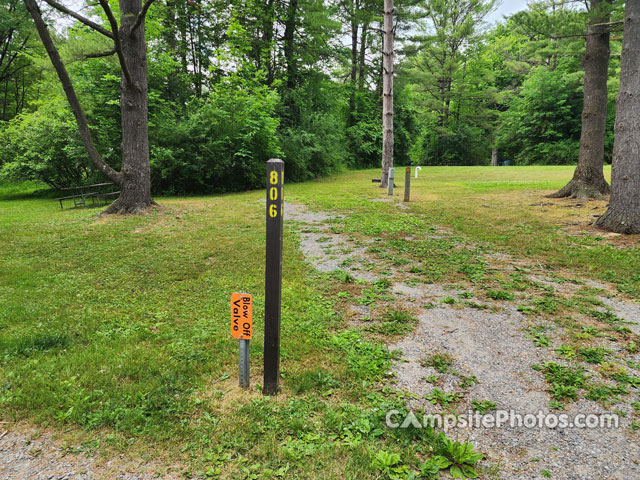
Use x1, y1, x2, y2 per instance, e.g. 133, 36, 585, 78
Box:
549, 0, 611, 200
380, 0, 394, 188
491, 148, 498, 166
595, 0, 640, 234
105, 0, 153, 214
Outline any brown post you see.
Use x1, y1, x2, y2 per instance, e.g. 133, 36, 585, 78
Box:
404, 167, 410, 202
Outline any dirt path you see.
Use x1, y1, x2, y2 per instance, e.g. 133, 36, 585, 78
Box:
285, 201, 640, 480
0, 425, 184, 480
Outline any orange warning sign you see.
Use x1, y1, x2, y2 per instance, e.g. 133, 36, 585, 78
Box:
231, 293, 252, 339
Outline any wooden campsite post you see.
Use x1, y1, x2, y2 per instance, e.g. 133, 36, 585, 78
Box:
264, 159, 284, 395
404, 167, 410, 202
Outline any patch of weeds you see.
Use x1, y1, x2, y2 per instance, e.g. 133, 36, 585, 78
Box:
331, 330, 392, 379
539, 362, 588, 402
421, 353, 455, 373
580, 326, 602, 337
578, 347, 609, 364
517, 305, 537, 315
458, 291, 473, 299
424, 302, 436, 310
435, 434, 484, 479
534, 296, 559, 314
541, 470, 552, 478
471, 400, 496, 414
458, 262, 486, 282
548, 400, 565, 410
485, 289, 514, 301
371, 450, 408, 479
555, 345, 576, 360
589, 309, 623, 324
627, 342, 639, 354
425, 375, 440, 384
289, 370, 340, 395
367, 310, 417, 336
527, 325, 552, 348
442, 296, 456, 305
631, 401, 640, 413
585, 383, 628, 405
425, 388, 462, 407
465, 302, 488, 309
331, 269, 355, 283
316, 236, 331, 243
459, 375, 478, 389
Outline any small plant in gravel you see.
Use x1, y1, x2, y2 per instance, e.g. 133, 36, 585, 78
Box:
471, 400, 497, 414
548, 400, 565, 410
426, 388, 462, 407
425, 374, 440, 384
555, 345, 576, 359
578, 347, 610, 364
486, 289, 514, 301
459, 375, 478, 389
589, 309, 624, 324
442, 296, 456, 305
527, 325, 552, 348
534, 296, 559, 314
517, 304, 537, 315
537, 362, 588, 402
586, 383, 628, 405
421, 353, 455, 373
438, 435, 484, 479
367, 309, 417, 336
631, 401, 640, 413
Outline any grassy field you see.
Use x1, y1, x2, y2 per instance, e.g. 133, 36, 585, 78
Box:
1, 166, 638, 479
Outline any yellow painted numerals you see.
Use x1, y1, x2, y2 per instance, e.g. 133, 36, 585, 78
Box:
268, 170, 281, 218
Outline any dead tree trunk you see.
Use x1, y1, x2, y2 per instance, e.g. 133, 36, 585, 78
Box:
549, 0, 611, 200
491, 148, 498, 166
380, 0, 393, 189
25, 0, 155, 214
595, 0, 640, 234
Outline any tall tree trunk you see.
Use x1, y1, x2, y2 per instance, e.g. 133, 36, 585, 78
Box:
348, 1, 358, 127
491, 148, 498, 166
263, 0, 275, 86
283, 0, 298, 90
380, 0, 394, 188
549, 0, 611, 200
106, 0, 153, 213
357, 22, 368, 90
595, 0, 640, 233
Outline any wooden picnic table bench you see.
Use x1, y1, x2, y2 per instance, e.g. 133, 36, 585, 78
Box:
56, 183, 120, 210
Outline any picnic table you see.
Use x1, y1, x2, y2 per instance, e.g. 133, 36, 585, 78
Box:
56, 183, 120, 210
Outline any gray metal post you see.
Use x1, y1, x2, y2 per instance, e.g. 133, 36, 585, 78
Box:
387, 167, 395, 196
239, 339, 250, 389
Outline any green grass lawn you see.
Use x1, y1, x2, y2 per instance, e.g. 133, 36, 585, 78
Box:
0, 166, 638, 478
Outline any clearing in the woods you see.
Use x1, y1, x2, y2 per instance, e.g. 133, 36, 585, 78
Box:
1, 166, 639, 479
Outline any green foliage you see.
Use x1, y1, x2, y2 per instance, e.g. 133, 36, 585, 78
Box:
151, 77, 281, 194
371, 450, 409, 480
497, 67, 583, 165
437, 435, 484, 479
